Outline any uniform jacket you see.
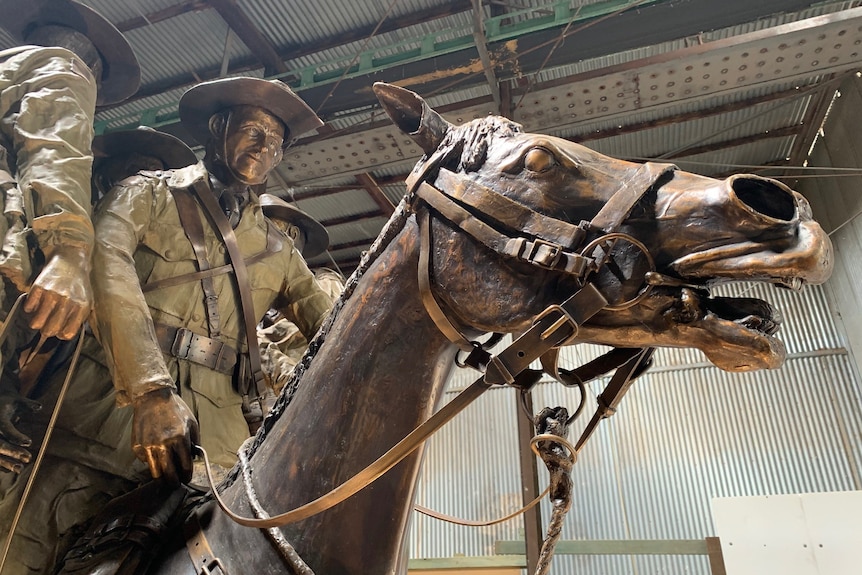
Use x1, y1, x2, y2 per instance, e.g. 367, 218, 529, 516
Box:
91, 162, 332, 465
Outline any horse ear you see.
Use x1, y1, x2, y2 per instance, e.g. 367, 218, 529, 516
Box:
373, 82, 451, 155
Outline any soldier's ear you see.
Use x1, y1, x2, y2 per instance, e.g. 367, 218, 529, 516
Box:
208, 112, 228, 138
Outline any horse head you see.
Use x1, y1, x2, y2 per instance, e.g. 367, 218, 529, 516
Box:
374, 82, 833, 373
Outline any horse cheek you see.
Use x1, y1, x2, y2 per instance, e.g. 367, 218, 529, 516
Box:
429, 220, 554, 333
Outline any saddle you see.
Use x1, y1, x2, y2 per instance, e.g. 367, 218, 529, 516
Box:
55, 480, 205, 575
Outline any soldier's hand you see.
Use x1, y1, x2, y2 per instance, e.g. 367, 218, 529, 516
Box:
0, 393, 41, 473
131, 388, 199, 485
25, 245, 92, 340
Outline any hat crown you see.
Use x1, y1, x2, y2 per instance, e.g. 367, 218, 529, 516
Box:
178, 77, 323, 147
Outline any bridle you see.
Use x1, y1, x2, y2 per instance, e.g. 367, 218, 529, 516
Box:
410, 161, 676, 368
201, 158, 675, 529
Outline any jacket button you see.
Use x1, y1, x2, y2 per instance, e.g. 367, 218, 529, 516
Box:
192, 314, 201, 322
164, 249, 173, 258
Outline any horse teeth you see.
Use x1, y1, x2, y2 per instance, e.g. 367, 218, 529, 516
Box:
737, 315, 779, 335
780, 277, 804, 291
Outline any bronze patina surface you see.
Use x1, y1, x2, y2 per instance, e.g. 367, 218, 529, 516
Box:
128, 83, 832, 575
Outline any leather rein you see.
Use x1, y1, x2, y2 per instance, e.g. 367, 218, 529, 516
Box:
200, 160, 677, 531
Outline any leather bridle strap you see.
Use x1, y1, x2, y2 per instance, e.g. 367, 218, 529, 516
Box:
573, 347, 655, 453
190, 181, 266, 398
200, 284, 608, 528
171, 188, 222, 339
540, 346, 644, 387
417, 208, 482, 354
412, 163, 677, 279
590, 162, 676, 232
184, 510, 228, 574
415, 181, 589, 275
432, 169, 587, 250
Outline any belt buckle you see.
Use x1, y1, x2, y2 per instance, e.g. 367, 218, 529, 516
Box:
171, 327, 194, 360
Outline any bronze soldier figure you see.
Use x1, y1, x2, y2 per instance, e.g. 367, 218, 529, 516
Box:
91, 77, 332, 483
253, 195, 342, 427
0, 0, 139, 339
255, 196, 341, 391
0, 0, 138, 475
258, 193, 330, 260
0, 128, 188, 574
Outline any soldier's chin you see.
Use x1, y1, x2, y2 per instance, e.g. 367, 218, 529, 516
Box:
229, 162, 268, 186
686, 315, 787, 372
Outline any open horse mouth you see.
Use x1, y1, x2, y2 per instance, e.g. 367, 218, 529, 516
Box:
702, 292, 782, 337
665, 281, 783, 337
655, 284, 788, 371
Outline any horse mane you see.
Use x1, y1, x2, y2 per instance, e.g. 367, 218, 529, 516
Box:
439, 115, 522, 173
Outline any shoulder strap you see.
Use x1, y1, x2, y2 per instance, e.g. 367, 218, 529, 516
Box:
169, 188, 221, 339
189, 180, 266, 399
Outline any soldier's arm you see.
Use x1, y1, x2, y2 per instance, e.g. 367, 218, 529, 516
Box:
275, 240, 334, 340
91, 177, 175, 402
91, 177, 197, 485
11, 47, 98, 338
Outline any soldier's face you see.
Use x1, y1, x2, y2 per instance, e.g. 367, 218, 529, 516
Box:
224, 106, 285, 185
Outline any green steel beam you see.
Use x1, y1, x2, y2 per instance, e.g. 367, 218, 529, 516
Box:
94, 0, 663, 134
408, 556, 526, 569
496, 539, 711, 555
404, 538, 714, 571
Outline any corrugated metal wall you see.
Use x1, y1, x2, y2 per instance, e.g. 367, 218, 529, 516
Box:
801, 74, 862, 378
407, 78, 862, 572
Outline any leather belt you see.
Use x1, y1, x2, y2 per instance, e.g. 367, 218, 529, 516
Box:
153, 323, 237, 375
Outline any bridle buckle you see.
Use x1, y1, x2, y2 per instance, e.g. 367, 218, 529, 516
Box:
520, 237, 563, 269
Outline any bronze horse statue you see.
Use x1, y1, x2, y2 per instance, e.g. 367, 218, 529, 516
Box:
62, 82, 832, 574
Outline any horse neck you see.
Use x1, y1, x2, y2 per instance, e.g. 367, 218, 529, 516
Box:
219, 218, 459, 574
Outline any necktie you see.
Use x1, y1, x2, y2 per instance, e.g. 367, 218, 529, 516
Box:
219, 192, 243, 229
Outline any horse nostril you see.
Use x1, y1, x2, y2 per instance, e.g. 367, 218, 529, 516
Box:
730, 176, 797, 222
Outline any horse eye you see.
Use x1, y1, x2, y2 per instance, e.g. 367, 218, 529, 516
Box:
524, 147, 556, 172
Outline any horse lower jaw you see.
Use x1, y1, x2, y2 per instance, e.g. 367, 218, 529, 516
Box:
681, 315, 787, 372
576, 288, 788, 372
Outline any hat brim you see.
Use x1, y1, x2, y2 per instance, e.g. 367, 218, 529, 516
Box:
179, 77, 323, 146
259, 194, 329, 258
92, 128, 198, 170
0, 0, 140, 106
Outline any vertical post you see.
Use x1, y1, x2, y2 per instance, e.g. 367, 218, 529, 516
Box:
516, 391, 542, 574
500, 80, 513, 119
705, 537, 727, 575
219, 28, 234, 78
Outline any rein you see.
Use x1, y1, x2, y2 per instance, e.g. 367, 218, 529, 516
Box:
197, 283, 607, 528
0, 295, 86, 573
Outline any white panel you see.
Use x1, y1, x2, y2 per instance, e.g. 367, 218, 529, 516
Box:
802, 492, 862, 574
712, 492, 862, 575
